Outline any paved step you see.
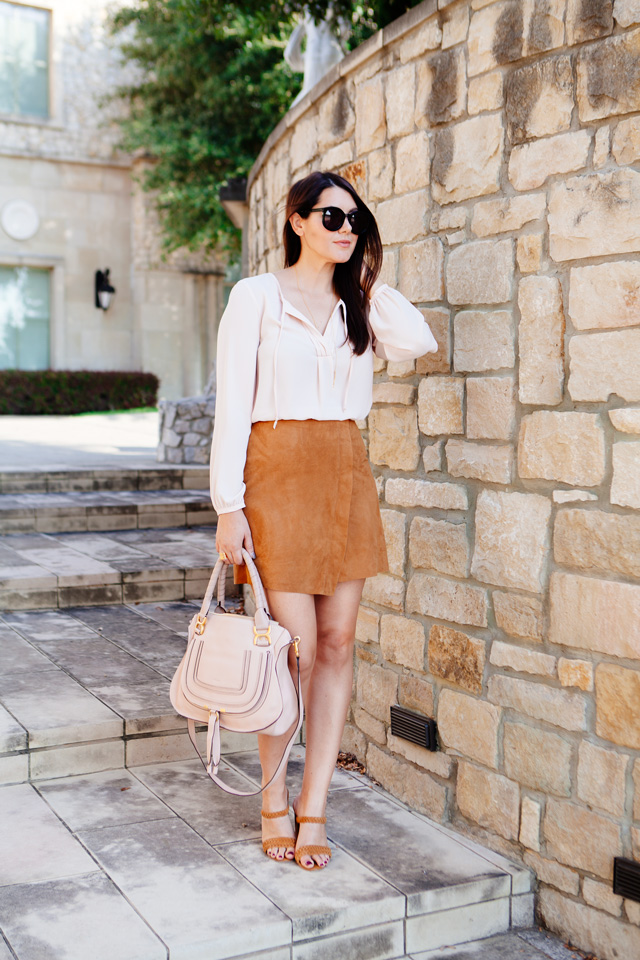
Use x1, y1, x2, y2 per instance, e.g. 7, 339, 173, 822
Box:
0, 488, 216, 534
0, 601, 245, 784
0, 527, 232, 610
0, 465, 209, 494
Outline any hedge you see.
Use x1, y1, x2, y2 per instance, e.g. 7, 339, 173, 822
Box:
0, 370, 160, 415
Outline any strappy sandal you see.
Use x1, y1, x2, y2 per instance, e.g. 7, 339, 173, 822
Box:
294, 814, 332, 870
261, 792, 295, 861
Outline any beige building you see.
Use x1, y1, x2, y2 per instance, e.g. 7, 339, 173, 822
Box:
0, 0, 229, 399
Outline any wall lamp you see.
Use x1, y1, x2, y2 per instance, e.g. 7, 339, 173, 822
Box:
95, 269, 116, 311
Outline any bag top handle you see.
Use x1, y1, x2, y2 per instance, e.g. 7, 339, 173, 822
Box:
198, 548, 271, 630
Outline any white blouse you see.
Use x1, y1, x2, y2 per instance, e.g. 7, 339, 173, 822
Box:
210, 271, 438, 514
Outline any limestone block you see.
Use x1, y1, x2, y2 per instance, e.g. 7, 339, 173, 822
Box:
398, 238, 445, 302
569, 330, 640, 403
369, 406, 420, 471
577, 741, 628, 817
519, 797, 541, 852
488, 675, 587, 731
385, 477, 468, 510
554, 508, 640, 579
593, 125, 610, 168
380, 509, 406, 577
429, 625, 485, 695
569, 261, 640, 330
510, 131, 591, 193
362, 573, 405, 612
376, 192, 428, 246
456, 761, 520, 841
552, 490, 597, 503
442, 3, 470, 47
355, 77, 386, 154
549, 572, 640, 660
445, 439, 514, 484
367, 146, 393, 202
558, 658, 594, 692
612, 116, 640, 165
416, 308, 451, 375
409, 516, 469, 578
446, 239, 514, 305
505, 57, 573, 144
468, 0, 564, 76
490, 641, 556, 678
517, 276, 565, 406
356, 605, 379, 643
385, 63, 416, 139
635, 760, 640, 820
518, 412, 605, 487
471, 195, 546, 238
399, 18, 442, 63
387, 733, 453, 779
539, 888, 640, 960
317, 85, 355, 150
372, 382, 415, 405
406, 573, 488, 627
516, 234, 543, 273
610, 408, 640, 433
493, 592, 544, 642
432, 115, 503, 206
431, 208, 466, 232
387, 358, 415, 378
453, 310, 515, 372
544, 799, 621, 879
467, 377, 516, 441
437, 690, 499, 767
582, 878, 623, 918
472, 490, 551, 593
354, 705, 387, 744
399, 674, 435, 716
380, 614, 425, 671
549, 170, 640, 261
577, 27, 640, 122
612, 441, 640, 508
290, 115, 318, 172
566, 0, 614, 44
366, 745, 447, 820
524, 852, 579, 896
503, 722, 571, 796
356, 660, 398, 723
423, 441, 443, 473
416, 49, 466, 128
615, 0, 640, 27
394, 131, 430, 194
418, 377, 464, 436
468, 71, 503, 115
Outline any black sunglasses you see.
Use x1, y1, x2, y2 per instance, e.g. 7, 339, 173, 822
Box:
307, 206, 370, 235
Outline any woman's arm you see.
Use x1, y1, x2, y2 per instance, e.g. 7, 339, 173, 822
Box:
368, 283, 439, 361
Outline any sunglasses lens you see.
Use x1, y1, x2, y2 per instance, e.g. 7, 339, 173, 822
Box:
349, 210, 369, 235
322, 207, 345, 231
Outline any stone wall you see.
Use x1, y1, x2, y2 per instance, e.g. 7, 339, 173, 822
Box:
246, 1, 640, 956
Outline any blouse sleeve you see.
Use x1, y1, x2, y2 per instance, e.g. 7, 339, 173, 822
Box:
209, 279, 261, 514
369, 283, 439, 361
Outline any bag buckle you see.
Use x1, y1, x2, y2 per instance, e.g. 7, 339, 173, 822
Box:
194, 615, 207, 636
253, 624, 272, 646
293, 636, 301, 658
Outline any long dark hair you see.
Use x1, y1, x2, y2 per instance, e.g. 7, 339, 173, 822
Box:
282, 171, 383, 356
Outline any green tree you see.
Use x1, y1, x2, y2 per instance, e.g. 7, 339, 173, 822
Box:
110, 0, 420, 261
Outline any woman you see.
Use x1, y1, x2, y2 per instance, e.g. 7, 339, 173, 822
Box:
210, 170, 437, 870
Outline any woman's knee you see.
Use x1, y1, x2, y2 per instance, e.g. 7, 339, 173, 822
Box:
316, 627, 355, 666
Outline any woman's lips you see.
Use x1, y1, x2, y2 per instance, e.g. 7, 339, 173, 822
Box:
335, 240, 352, 247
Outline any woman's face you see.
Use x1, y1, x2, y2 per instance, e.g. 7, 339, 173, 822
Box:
290, 185, 359, 264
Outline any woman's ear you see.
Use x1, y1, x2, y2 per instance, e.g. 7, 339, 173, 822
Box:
289, 212, 304, 237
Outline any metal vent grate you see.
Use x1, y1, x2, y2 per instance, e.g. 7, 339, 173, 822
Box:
390, 704, 438, 752
613, 858, 640, 903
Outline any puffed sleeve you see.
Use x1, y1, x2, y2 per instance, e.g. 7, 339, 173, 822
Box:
209, 278, 261, 514
369, 283, 439, 361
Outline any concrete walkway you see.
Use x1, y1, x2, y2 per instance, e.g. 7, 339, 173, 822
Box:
0, 412, 160, 471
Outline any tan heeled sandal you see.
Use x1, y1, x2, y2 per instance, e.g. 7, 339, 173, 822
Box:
294, 814, 332, 870
261, 793, 295, 861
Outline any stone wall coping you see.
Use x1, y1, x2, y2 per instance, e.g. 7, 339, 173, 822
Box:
246, 0, 438, 193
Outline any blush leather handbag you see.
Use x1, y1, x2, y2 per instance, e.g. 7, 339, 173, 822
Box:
170, 547, 303, 796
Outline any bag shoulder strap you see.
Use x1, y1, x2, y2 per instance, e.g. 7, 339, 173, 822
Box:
186, 654, 303, 797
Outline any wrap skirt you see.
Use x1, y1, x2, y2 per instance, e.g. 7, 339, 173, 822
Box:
233, 419, 389, 595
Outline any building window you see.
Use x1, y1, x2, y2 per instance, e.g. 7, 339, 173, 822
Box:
0, 2, 50, 119
0, 266, 50, 369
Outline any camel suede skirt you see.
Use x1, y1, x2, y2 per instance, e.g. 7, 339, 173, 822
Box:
233, 419, 389, 595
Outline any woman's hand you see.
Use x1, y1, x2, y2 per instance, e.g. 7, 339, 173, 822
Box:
215, 509, 255, 566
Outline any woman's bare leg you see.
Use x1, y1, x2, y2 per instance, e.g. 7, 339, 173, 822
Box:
294, 578, 365, 868
257, 589, 317, 860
